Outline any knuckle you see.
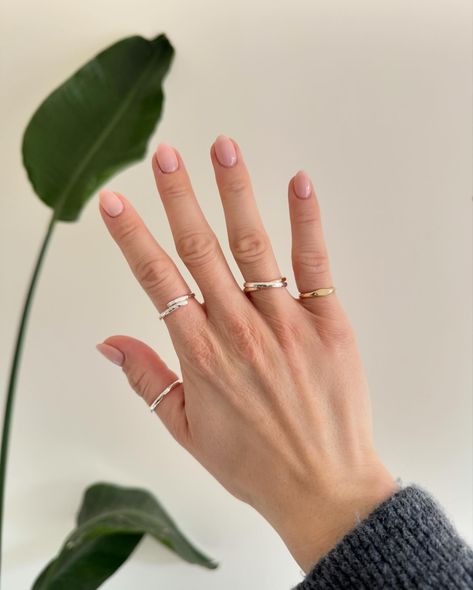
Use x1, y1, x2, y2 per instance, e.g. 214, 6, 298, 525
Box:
182, 328, 218, 376
294, 211, 321, 227
115, 219, 140, 246
176, 231, 219, 268
222, 176, 248, 198
322, 321, 356, 348
263, 311, 307, 361
310, 305, 355, 348
135, 256, 174, 296
231, 229, 270, 265
272, 316, 305, 353
292, 199, 321, 226
161, 180, 189, 201
225, 314, 264, 362
293, 251, 330, 278
126, 368, 154, 402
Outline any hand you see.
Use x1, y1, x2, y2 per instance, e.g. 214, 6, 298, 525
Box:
96, 136, 398, 573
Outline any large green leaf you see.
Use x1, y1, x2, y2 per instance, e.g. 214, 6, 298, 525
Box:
22, 34, 174, 222
32, 482, 217, 590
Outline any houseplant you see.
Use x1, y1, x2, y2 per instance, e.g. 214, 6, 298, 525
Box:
0, 33, 216, 589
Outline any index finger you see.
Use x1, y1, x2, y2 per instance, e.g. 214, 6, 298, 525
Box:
99, 189, 206, 336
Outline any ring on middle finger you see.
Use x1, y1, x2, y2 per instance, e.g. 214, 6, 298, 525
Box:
243, 277, 287, 293
158, 292, 195, 320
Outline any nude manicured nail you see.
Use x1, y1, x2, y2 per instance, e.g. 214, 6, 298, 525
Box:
96, 343, 125, 367
293, 171, 312, 199
214, 135, 237, 167
156, 143, 178, 173
99, 190, 124, 217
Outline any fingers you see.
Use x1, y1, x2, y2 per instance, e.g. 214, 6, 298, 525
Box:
99, 190, 206, 337
288, 171, 343, 320
96, 336, 189, 446
210, 135, 293, 309
152, 144, 247, 314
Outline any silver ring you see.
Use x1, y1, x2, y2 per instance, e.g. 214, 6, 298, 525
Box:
149, 378, 182, 412
243, 277, 287, 293
158, 292, 195, 320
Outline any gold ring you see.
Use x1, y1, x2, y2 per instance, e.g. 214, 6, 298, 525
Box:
299, 287, 336, 298
243, 277, 287, 293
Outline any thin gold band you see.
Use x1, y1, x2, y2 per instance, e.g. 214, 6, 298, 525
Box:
299, 287, 336, 298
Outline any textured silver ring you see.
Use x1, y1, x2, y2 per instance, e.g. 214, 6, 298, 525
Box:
158, 292, 195, 320
243, 277, 287, 293
149, 378, 182, 412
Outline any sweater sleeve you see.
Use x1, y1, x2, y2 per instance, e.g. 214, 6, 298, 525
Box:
293, 485, 473, 590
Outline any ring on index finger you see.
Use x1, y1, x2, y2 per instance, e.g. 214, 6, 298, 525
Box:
158, 292, 196, 320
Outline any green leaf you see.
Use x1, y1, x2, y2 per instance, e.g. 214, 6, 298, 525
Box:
22, 34, 174, 222
32, 483, 217, 590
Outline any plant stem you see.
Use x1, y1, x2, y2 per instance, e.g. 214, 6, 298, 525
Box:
0, 212, 57, 581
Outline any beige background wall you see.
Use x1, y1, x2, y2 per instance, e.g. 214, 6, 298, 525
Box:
1, 0, 471, 588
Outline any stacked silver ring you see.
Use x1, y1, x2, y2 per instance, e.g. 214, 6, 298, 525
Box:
243, 276, 287, 293
158, 292, 195, 320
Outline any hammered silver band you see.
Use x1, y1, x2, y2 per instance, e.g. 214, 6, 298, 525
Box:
158, 292, 195, 320
243, 277, 287, 293
149, 378, 182, 412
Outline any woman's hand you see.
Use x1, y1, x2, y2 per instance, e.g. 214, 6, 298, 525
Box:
96, 136, 397, 572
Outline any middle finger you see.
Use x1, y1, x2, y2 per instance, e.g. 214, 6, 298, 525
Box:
152, 144, 247, 314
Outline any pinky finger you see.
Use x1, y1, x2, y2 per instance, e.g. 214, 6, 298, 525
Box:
288, 171, 346, 324
96, 335, 188, 447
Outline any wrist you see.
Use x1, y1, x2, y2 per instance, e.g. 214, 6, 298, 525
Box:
270, 461, 399, 573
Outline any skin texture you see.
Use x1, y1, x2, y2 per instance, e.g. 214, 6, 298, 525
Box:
96, 136, 398, 573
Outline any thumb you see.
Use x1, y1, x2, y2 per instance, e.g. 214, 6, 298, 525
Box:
96, 335, 188, 447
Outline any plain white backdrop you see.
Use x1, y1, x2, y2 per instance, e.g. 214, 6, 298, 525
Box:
1, 1, 472, 588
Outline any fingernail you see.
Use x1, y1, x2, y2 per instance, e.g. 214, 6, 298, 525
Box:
99, 190, 124, 217
96, 343, 125, 367
293, 171, 312, 199
156, 143, 178, 173
214, 135, 237, 167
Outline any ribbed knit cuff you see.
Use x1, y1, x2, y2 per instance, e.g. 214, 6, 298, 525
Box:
294, 485, 473, 590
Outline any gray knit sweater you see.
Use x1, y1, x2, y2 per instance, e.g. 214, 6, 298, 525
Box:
296, 485, 473, 589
